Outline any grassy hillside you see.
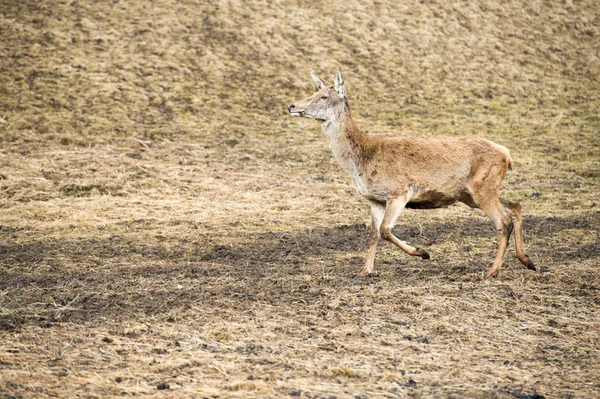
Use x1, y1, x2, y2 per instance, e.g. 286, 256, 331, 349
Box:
1, 0, 599, 397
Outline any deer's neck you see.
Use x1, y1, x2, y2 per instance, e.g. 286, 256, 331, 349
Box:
322, 108, 371, 190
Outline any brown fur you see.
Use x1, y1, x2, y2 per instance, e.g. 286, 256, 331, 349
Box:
289, 70, 534, 278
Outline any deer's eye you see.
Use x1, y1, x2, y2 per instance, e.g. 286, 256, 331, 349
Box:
320, 96, 328, 100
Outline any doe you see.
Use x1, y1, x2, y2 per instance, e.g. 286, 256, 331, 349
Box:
288, 69, 535, 278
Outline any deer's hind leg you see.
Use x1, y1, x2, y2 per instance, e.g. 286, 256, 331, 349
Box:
500, 198, 535, 271
473, 196, 513, 278
467, 164, 514, 278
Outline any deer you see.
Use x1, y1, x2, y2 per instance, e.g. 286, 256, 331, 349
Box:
288, 69, 535, 278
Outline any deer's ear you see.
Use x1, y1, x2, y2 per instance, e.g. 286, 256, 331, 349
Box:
311, 71, 327, 90
334, 68, 345, 99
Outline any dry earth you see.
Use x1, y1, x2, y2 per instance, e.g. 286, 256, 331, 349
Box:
1, 0, 599, 398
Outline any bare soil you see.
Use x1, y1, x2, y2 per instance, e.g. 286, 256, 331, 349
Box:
1, 0, 599, 398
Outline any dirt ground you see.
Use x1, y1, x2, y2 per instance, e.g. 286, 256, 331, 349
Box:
1, 0, 599, 398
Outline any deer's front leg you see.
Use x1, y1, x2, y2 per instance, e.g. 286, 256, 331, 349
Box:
380, 197, 430, 260
360, 202, 385, 277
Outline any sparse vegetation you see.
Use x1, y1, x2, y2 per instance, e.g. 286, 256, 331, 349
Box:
1, 0, 599, 398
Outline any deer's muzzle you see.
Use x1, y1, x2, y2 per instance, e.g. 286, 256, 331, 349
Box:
288, 104, 302, 116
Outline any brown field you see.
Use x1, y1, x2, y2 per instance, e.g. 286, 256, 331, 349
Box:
1, 0, 599, 398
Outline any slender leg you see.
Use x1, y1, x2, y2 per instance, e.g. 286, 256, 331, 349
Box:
360, 202, 385, 277
476, 198, 513, 278
379, 197, 430, 259
500, 198, 535, 270
467, 162, 514, 278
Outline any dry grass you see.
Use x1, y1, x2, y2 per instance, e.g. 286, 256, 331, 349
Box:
1, 0, 599, 398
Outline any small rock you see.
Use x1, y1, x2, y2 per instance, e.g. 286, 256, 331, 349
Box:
416, 336, 429, 344
157, 382, 170, 390
506, 390, 545, 399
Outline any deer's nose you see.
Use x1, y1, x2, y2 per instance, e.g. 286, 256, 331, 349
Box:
288, 104, 295, 113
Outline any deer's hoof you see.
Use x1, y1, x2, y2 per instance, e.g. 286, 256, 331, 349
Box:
418, 248, 430, 260
485, 270, 499, 279
526, 259, 536, 271
359, 269, 372, 277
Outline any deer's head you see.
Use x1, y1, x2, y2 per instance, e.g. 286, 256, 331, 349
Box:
288, 69, 347, 121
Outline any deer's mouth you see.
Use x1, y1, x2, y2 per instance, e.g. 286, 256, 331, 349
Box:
289, 111, 303, 116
